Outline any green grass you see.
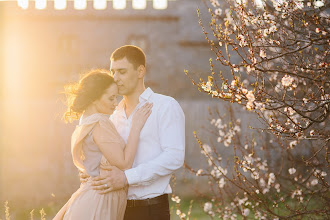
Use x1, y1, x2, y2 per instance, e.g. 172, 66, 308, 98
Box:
2, 195, 327, 219
170, 198, 211, 220
1, 198, 210, 220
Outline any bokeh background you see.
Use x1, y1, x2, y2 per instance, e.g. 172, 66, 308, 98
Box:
0, 0, 254, 218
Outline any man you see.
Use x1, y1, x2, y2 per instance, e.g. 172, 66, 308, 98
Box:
91, 45, 185, 219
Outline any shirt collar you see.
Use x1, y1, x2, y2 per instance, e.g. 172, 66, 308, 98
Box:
139, 87, 153, 102
116, 87, 153, 113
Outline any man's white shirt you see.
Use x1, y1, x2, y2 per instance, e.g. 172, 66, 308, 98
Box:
110, 88, 185, 200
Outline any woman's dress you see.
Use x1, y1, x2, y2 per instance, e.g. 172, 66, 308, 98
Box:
54, 113, 127, 220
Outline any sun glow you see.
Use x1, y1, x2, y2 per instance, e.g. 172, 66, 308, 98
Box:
17, 0, 28, 9
54, 0, 67, 10
132, 0, 147, 9
113, 0, 126, 9
35, 0, 47, 10
153, 0, 168, 9
93, 0, 107, 10
14, 0, 171, 10
74, 0, 87, 10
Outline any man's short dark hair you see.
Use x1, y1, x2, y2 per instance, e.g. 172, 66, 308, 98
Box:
110, 45, 146, 69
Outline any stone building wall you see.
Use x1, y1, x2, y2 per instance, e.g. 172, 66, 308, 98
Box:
0, 0, 252, 205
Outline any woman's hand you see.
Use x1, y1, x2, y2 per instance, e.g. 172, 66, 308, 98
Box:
79, 171, 90, 183
132, 102, 153, 131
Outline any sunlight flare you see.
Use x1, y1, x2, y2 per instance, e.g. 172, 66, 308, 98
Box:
35, 0, 46, 10
153, 0, 167, 9
17, 0, 28, 9
74, 0, 87, 10
113, 0, 126, 9
132, 0, 147, 9
54, 0, 67, 10
93, 0, 107, 10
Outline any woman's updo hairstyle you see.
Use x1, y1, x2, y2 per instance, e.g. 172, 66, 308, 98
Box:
64, 69, 115, 122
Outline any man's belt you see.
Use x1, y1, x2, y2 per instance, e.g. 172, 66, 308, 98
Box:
126, 194, 168, 208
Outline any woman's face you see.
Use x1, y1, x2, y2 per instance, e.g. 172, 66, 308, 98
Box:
94, 84, 118, 115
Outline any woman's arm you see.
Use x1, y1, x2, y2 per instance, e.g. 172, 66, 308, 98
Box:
93, 103, 152, 170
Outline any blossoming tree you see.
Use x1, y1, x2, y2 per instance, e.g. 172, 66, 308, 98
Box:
174, 0, 329, 219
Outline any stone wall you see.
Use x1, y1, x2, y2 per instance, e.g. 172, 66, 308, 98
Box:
0, 0, 256, 205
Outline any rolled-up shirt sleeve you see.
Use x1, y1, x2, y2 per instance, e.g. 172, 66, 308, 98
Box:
124, 99, 185, 186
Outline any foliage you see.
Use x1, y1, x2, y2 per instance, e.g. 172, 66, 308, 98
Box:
177, 0, 329, 219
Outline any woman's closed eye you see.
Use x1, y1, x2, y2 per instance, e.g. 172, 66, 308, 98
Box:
109, 96, 116, 101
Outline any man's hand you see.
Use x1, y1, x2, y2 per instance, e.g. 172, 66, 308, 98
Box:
91, 166, 128, 194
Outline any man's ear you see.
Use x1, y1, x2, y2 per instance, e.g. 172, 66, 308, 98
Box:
137, 65, 146, 78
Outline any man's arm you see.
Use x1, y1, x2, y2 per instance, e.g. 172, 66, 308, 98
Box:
125, 99, 185, 186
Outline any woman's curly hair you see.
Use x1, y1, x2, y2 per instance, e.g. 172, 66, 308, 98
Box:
63, 69, 115, 123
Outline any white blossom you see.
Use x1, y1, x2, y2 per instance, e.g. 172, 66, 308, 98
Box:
171, 196, 181, 203
196, 169, 203, 176
210, 90, 218, 97
219, 177, 226, 188
275, 183, 281, 193
246, 91, 255, 102
252, 171, 260, 180
269, 25, 277, 33
242, 208, 250, 216
202, 144, 212, 154
291, 189, 302, 198
255, 102, 265, 111
268, 173, 276, 185
260, 49, 266, 58
204, 202, 213, 212
263, 187, 270, 194
281, 75, 294, 87
246, 101, 254, 110
202, 81, 213, 92
311, 179, 318, 186
289, 140, 297, 149
176, 209, 186, 218
224, 139, 231, 147
289, 168, 296, 175
246, 65, 254, 73
210, 0, 220, 7
314, 0, 324, 8
215, 8, 222, 16
238, 34, 248, 47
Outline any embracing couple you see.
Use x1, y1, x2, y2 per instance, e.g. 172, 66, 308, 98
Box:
53, 45, 185, 220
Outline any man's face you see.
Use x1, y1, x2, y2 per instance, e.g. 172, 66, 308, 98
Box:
110, 57, 139, 96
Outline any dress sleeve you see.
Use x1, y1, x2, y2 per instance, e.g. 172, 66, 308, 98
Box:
93, 118, 123, 145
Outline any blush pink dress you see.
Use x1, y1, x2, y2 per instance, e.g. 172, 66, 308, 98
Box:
53, 113, 127, 220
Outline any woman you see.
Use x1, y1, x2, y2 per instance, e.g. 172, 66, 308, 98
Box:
54, 69, 152, 219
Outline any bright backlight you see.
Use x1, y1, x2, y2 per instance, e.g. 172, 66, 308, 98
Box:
132, 0, 147, 9
17, 0, 28, 9
94, 0, 107, 10
35, 0, 47, 10
153, 0, 167, 10
113, 0, 126, 9
74, 0, 87, 10
54, 0, 67, 10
